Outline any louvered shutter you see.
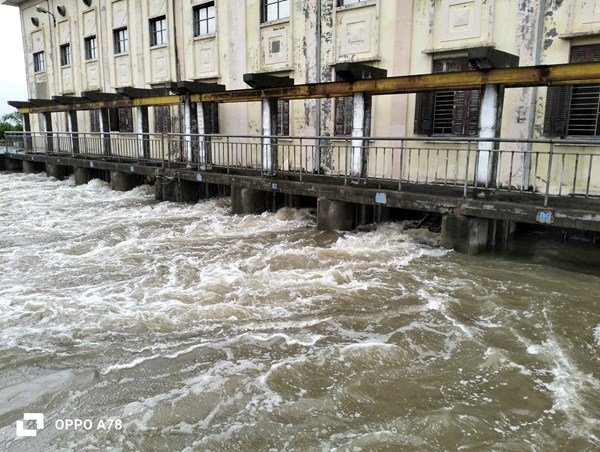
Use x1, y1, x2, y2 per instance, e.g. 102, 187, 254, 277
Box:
414, 91, 435, 135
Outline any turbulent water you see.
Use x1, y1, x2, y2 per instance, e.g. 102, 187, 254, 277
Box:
0, 172, 599, 451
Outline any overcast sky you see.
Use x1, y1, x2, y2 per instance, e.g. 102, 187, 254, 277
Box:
0, 5, 28, 117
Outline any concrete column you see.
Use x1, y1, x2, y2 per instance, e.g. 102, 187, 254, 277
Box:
197, 102, 208, 166
317, 197, 355, 231
136, 106, 150, 159
68, 110, 79, 154
184, 96, 193, 163
43, 112, 54, 153
23, 113, 32, 151
231, 186, 268, 214
261, 98, 276, 175
23, 160, 45, 173
100, 109, 111, 156
74, 167, 92, 185
110, 170, 138, 191
46, 163, 68, 180
351, 92, 366, 182
477, 84, 500, 186
0, 156, 5, 171
441, 214, 490, 255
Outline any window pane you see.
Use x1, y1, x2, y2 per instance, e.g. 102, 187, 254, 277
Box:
207, 17, 216, 34
267, 4, 277, 21
279, 0, 289, 19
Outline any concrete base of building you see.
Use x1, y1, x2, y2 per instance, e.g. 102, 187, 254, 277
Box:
23, 160, 46, 174
110, 170, 139, 192
317, 197, 355, 231
46, 163, 68, 180
231, 187, 269, 214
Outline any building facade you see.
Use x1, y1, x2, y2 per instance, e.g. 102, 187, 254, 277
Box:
3, 1, 600, 166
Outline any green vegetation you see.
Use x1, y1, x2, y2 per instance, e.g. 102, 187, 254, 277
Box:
0, 111, 23, 142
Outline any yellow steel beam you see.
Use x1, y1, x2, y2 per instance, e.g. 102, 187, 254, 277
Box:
14, 61, 600, 114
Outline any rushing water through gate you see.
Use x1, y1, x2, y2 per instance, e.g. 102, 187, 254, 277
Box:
0, 172, 599, 451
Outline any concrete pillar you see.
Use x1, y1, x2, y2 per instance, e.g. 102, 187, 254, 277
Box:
197, 102, 209, 166
100, 109, 111, 156
23, 160, 45, 173
43, 112, 54, 153
317, 197, 355, 231
23, 113, 33, 151
231, 186, 268, 214
441, 214, 490, 255
0, 156, 5, 171
74, 167, 92, 185
46, 163, 68, 180
184, 96, 193, 163
477, 84, 501, 186
110, 170, 138, 191
68, 110, 79, 154
261, 98, 276, 175
4, 158, 23, 172
136, 106, 150, 159
351, 92, 366, 182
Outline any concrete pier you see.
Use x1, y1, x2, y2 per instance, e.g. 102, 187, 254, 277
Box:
46, 163, 68, 180
441, 214, 490, 255
23, 160, 45, 173
317, 197, 355, 231
231, 187, 269, 214
110, 170, 139, 192
3, 158, 23, 172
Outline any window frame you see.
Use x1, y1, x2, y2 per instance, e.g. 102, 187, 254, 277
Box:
193, 2, 216, 37
337, 0, 365, 6
150, 15, 167, 47
261, 0, 290, 24
113, 27, 129, 55
84, 35, 97, 61
33, 51, 45, 73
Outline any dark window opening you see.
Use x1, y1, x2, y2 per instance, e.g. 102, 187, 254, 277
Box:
33, 51, 45, 72
544, 44, 600, 137
150, 16, 167, 47
414, 58, 480, 136
155, 105, 172, 133
84, 36, 97, 60
60, 44, 71, 66
113, 27, 128, 54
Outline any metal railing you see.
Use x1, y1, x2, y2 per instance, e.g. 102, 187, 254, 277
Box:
5, 131, 600, 206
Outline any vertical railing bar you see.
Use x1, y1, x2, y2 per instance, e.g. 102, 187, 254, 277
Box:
572, 153, 579, 197
585, 154, 593, 198
464, 141, 471, 198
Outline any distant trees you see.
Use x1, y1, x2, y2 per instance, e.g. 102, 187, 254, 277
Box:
0, 111, 23, 141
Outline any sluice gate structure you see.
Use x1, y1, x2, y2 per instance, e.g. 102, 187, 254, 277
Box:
3, 60, 600, 255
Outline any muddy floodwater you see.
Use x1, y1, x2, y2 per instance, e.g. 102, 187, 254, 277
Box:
0, 172, 599, 451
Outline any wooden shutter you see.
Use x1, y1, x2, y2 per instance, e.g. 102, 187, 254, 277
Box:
414, 92, 435, 135
543, 85, 572, 137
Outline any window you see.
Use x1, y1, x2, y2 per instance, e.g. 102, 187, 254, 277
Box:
150, 16, 167, 46
335, 96, 353, 136
155, 105, 172, 133
109, 107, 134, 132
202, 102, 220, 134
261, 0, 289, 23
334, 96, 372, 137
33, 51, 45, 72
113, 27, 128, 54
84, 36, 97, 60
414, 58, 480, 136
193, 2, 216, 37
544, 44, 600, 137
60, 44, 71, 66
275, 99, 289, 136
